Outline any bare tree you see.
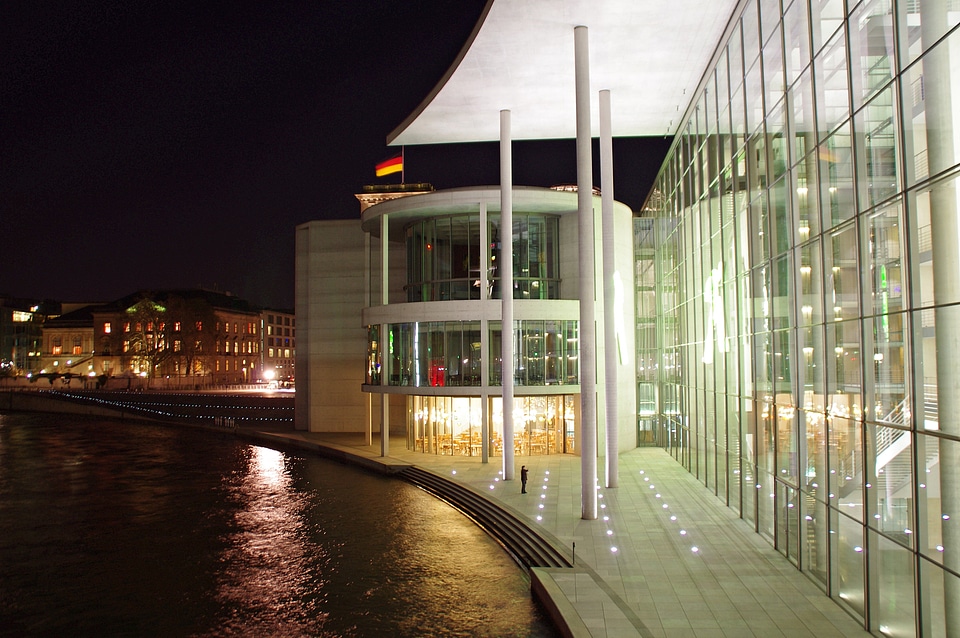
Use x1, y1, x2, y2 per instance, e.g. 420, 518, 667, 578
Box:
163, 295, 220, 382
123, 297, 170, 383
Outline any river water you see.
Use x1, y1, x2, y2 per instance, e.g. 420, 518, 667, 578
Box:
0, 413, 554, 637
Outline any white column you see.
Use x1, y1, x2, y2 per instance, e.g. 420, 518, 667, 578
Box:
501, 109, 516, 482
380, 391, 389, 457
364, 232, 371, 308
575, 25, 598, 520
380, 213, 390, 456
480, 202, 490, 464
380, 214, 389, 306
600, 89, 618, 488
481, 202, 489, 301
366, 392, 372, 446
364, 232, 373, 447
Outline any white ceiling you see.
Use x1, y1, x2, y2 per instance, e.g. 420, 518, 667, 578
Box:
388, 0, 740, 146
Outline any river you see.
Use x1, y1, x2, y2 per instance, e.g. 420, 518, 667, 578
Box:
0, 413, 554, 637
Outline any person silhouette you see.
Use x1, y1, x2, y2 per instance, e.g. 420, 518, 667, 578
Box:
520, 465, 528, 493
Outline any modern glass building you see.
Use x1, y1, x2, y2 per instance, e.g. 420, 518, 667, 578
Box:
357, 185, 636, 461
297, 0, 959, 634
640, 0, 959, 634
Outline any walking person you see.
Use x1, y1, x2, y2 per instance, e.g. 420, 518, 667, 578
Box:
520, 465, 528, 493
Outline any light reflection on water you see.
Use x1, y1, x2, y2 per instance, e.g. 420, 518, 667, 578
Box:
0, 414, 554, 637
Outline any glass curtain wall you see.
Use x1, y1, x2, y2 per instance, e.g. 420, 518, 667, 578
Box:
406, 395, 576, 456
488, 320, 579, 386
405, 213, 560, 302
372, 320, 579, 388
643, 0, 960, 634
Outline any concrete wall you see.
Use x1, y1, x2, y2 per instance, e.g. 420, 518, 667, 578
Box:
295, 220, 369, 432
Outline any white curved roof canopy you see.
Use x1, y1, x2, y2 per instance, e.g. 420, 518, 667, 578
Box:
388, 0, 739, 145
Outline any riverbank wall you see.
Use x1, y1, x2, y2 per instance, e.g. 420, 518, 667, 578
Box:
0, 390, 142, 420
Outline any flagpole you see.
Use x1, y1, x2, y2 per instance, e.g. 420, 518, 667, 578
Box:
401, 146, 405, 184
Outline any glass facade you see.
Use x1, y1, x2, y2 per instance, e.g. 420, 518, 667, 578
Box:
641, 0, 960, 634
363, 195, 583, 458
406, 395, 576, 457
405, 213, 561, 301
366, 320, 579, 388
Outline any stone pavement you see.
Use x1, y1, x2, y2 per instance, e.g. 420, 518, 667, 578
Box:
246, 429, 870, 638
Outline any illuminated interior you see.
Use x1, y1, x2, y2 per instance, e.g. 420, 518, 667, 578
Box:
406, 395, 576, 456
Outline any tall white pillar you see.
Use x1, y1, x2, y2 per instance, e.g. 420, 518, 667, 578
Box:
364, 232, 373, 447
480, 202, 491, 464
600, 89, 618, 488
575, 25, 598, 520
380, 214, 389, 306
501, 109, 516, 482
366, 392, 372, 446
380, 214, 390, 457
380, 391, 389, 457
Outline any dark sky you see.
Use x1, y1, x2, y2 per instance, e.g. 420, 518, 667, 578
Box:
2, 1, 670, 310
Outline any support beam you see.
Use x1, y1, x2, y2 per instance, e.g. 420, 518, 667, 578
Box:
380, 214, 390, 306
501, 109, 516, 482
480, 202, 490, 464
600, 88, 618, 488
365, 392, 372, 446
575, 25, 597, 520
379, 214, 390, 456
380, 391, 389, 457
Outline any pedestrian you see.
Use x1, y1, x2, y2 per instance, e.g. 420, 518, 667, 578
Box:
520, 465, 528, 493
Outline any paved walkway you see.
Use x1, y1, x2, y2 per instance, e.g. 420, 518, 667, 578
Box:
244, 429, 870, 638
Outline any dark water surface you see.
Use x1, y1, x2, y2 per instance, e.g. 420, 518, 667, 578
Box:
0, 413, 553, 637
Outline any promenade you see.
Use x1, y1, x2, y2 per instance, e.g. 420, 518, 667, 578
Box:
245, 427, 870, 638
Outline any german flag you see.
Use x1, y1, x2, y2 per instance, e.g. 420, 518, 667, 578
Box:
375, 154, 403, 177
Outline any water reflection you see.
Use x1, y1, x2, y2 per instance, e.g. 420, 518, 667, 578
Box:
215, 446, 326, 636
0, 414, 552, 637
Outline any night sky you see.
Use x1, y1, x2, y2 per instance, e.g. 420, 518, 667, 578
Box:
2, 1, 670, 310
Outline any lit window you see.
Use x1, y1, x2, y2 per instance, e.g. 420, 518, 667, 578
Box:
124, 322, 131, 332
174, 322, 181, 332
196, 321, 203, 331
103, 322, 112, 334
269, 348, 275, 358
